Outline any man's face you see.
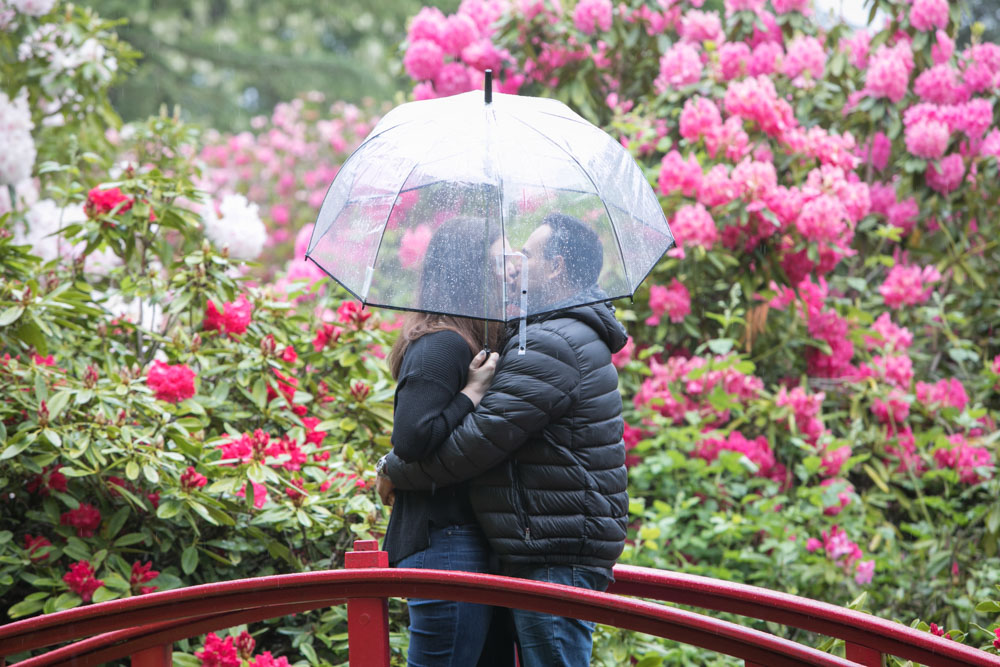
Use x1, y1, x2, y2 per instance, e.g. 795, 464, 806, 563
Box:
517, 224, 562, 308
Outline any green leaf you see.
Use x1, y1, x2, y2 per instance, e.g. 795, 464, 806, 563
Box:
1, 438, 32, 461
0, 305, 24, 327
181, 545, 199, 575
113, 532, 148, 547
90, 587, 119, 604
107, 506, 130, 539
102, 572, 131, 592
125, 460, 140, 480
974, 600, 1000, 613
8, 597, 47, 618
142, 463, 160, 484
157, 499, 183, 520
46, 391, 72, 421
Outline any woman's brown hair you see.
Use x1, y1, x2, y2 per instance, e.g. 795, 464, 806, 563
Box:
388, 216, 504, 379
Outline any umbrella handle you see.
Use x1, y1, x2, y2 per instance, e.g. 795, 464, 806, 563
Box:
485, 69, 493, 105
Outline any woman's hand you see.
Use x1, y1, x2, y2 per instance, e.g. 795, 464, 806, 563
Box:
375, 473, 395, 506
460, 349, 499, 406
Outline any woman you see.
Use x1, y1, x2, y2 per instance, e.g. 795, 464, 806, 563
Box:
379, 216, 505, 667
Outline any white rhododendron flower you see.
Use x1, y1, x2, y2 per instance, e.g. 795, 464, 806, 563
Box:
13, 199, 87, 263
10, 0, 56, 16
202, 193, 268, 260
0, 90, 36, 186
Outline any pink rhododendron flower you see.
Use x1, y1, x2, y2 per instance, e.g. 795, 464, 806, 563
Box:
658, 150, 702, 197
337, 300, 373, 326
655, 42, 703, 91
956, 98, 994, 138
204, 295, 253, 336
776, 385, 825, 442
698, 164, 737, 207
781, 35, 825, 82
196, 632, 241, 667
867, 312, 914, 351
748, 40, 783, 76
435, 62, 474, 97
886, 427, 924, 474
461, 39, 504, 71
879, 263, 942, 308
85, 186, 133, 219
842, 30, 870, 69
916, 378, 968, 411
904, 119, 950, 160
60, 503, 102, 538
679, 96, 722, 144
403, 39, 445, 81
931, 29, 953, 65
933, 433, 993, 484
180, 466, 208, 492
717, 42, 750, 79
855, 559, 875, 584
63, 561, 104, 602
441, 13, 479, 55
909, 0, 948, 32
871, 389, 910, 424
913, 64, 963, 105
820, 444, 851, 477
864, 43, 914, 103
869, 132, 891, 170
795, 194, 848, 243
926, 154, 965, 195
820, 478, 854, 516
961, 43, 1000, 94
887, 198, 919, 235
670, 203, 718, 249
398, 224, 433, 270
724, 0, 766, 15
147, 361, 197, 403
647, 279, 690, 325
249, 652, 292, 667
408, 7, 447, 44
723, 76, 796, 137
695, 431, 785, 482
772, 0, 810, 13
236, 481, 269, 509
679, 9, 722, 43
573, 0, 613, 34
635, 355, 762, 426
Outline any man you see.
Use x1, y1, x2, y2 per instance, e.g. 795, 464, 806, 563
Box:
377, 212, 629, 666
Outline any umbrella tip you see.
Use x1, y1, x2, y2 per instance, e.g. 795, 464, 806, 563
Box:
485, 69, 493, 104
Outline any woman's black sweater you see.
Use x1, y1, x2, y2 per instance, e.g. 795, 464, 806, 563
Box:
382, 330, 478, 565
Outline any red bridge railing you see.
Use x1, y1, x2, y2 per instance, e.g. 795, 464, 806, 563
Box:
1, 540, 997, 667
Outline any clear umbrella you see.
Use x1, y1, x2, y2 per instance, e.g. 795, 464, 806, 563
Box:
306, 72, 673, 329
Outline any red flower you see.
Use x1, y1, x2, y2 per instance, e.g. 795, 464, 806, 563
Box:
249, 652, 291, 667
993, 627, 1000, 650
60, 503, 102, 538
203, 295, 253, 337
147, 361, 196, 403
85, 186, 133, 219
146, 491, 160, 510
337, 300, 372, 327
32, 353, 56, 366
236, 631, 255, 660
26, 464, 68, 495
180, 466, 208, 491
196, 632, 240, 667
267, 368, 298, 405
130, 561, 160, 594
350, 381, 370, 402
281, 345, 297, 363
312, 323, 342, 351
63, 560, 104, 602
24, 534, 52, 562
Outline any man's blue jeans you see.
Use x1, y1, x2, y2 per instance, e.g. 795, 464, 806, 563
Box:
397, 524, 493, 667
505, 564, 611, 667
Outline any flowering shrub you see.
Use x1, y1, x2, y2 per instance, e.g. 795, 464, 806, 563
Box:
394, 0, 1000, 659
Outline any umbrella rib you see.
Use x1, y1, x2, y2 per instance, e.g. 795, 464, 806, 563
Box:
510, 116, 632, 291
366, 159, 424, 304
487, 103, 508, 325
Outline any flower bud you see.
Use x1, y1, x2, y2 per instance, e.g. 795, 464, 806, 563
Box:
37, 401, 49, 427
236, 631, 255, 660
260, 334, 277, 356
83, 365, 99, 388
190, 333, 202, 352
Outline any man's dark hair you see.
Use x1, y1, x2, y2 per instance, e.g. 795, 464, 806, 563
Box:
541, 213, 604, 290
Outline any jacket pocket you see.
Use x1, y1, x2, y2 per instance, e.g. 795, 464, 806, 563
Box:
510, 460, 531, 541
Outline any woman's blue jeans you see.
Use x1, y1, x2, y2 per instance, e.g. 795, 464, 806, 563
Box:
397, 524, 493, 667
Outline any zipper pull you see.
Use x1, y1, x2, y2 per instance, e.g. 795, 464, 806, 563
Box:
525, 527, 531, 539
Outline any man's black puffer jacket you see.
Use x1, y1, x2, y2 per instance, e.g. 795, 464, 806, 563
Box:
384, 292, 629, 571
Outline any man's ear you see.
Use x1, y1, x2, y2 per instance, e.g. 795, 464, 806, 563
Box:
548, 254, 566, 282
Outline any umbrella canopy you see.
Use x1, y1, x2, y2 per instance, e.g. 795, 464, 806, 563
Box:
306, 83, 673, 323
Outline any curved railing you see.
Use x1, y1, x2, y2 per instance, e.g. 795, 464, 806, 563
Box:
1, 540, 997, 667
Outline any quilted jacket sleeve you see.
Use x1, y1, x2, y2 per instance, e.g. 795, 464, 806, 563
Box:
384, 324, 581, 491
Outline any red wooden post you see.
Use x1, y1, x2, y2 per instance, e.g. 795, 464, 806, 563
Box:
846, 642, 882, 666
130, 643, 171, 667
345, 539, 390, 667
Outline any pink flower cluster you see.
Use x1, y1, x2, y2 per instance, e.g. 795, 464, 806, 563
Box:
932, 433, 993, 484
695, 430, 786, 483
916, 378, 968, 412
646, 279, 691, 325
573, 0, 613, 35
805, 525, 874, 584
634, 355, 763, 426
775, 386, 825, 443
403, 4, 516, 100
146, 361, 197, 403
203, 295, 253, 337
879, 263, 942, 308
